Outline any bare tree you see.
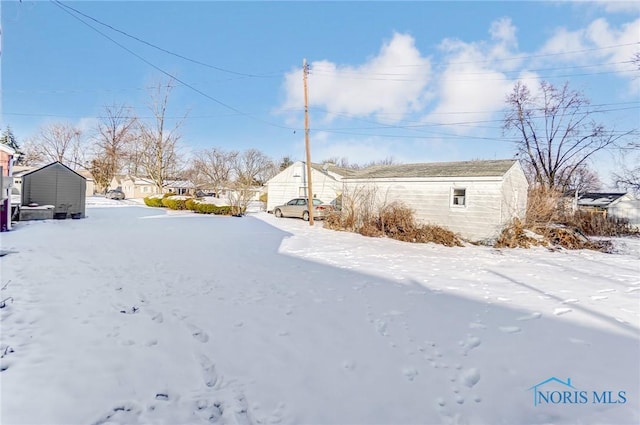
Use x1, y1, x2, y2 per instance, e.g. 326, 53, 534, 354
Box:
91, 104, 138, 192
564, 164, 602, 193
279, 156, 294, 171
361, 156, 399, 169
504, 80, 628, 190
319, 156, 398, 170
193, 148, 238, 197
228, 149, 275, 214
234, 148, 276, 186
28, 122, 87, 170
139, 79, 184, 192
613, 140, 640, 195
16, 139, 44, 166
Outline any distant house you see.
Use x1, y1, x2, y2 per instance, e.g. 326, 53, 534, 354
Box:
164, 179, 194, 196
578, 192, 639, 228
76, 170, 96, 197
0, 143, 16, 231
20, 162, 86, 219
265, 161, 355, 212
109, 175, 159, 199
342, 159, 528, 241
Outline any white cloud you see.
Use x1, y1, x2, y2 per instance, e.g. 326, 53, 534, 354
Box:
422, 18, 520, 132
589, 1, 640, 13
279, 33, 431, 124
538, 17, 640, 93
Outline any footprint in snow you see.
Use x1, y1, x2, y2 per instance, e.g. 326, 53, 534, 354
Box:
402, 367, 418, 381
90, 403, 141, 425
187, 325, 209, 343
499, 326, 521, 334
460, 335, 481, 355
460, 368, 481, 388
590, 295, 608, 301
199, 355, 219, 388
374, 319, 388, 336
516, 312, 542, 321
468, 322, 487, 330
553, 307, 572, 316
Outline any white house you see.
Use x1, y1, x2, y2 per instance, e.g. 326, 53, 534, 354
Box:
342, 159, 529, 241
265, 161, 355, 212
109, 175, 159, 199
578, 192, 639, 229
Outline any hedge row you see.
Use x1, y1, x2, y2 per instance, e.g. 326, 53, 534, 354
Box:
144, 196, 238, 216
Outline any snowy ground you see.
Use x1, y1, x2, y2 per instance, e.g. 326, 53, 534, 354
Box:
1, 198, 638, 425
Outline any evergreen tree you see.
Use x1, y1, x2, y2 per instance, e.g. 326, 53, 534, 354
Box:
0, 126, 21, 152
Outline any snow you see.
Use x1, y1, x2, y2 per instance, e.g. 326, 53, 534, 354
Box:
1, 198, 638, 425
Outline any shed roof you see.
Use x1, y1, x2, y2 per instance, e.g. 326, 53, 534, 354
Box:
345, 159, 518, 179
21, 161, 86, 180
578, 192, 628, 208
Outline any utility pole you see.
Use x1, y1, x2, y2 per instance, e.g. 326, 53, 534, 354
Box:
303, 58, 314, 225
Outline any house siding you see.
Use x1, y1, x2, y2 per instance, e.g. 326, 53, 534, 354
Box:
608, 199, 640, 228
22, 163, 86, 218
343, 162, 528, 241
266, 161, 342, 212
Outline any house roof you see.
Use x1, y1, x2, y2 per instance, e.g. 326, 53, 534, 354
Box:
164, 179, 194, 189
578, 192, 628, 208
345, 159, 518, 179
0, 143, 16, 155
310, 163, 358, 178
21, 161, 86, 180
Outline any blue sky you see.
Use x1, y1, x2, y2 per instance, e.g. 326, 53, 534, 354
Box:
1, 1, 638, 185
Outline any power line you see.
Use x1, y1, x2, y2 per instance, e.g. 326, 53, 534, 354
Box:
51, 0, 284, 79
50, 1, 298, 132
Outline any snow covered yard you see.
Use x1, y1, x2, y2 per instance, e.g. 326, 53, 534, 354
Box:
1, 199, 638, 425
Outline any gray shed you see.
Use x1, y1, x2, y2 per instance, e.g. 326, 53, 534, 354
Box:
21, 162, 86, 219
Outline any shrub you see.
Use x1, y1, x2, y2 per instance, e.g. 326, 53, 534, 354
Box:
378, 203, 415, 236
495, 219, 544, 249
190, 202, 237, 215
161, 197, 188, 210
185, 198, 197, 211
259, 193, 268, 203
324, 211, 344, 230
566, 210, 636, 237
144, 196, 164, 207
326, 199, 462, 247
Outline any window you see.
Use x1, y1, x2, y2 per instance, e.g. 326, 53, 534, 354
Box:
452, 188, 466, 206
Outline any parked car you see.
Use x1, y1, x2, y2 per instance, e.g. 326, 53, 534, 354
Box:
105, 189, 125, 200
195, 190, 216, 198
273, 197, 333, 221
